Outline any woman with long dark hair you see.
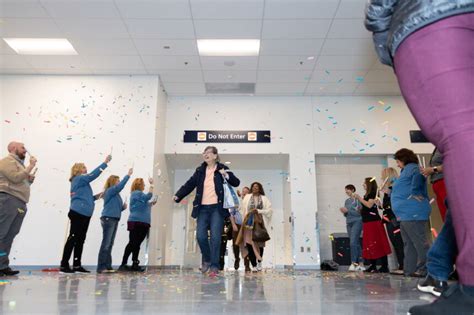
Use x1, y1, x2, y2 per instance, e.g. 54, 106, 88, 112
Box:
354, 178, 391, 273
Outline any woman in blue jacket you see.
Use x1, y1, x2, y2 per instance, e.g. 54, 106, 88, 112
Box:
173, 146, 240, 277
391, 149, 431, 278
60, 154, 112, 274
97, 168, 133, 273
119, 177, 156, 272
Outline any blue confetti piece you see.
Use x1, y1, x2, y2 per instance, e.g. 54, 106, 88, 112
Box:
332, 121, 338, 125
316, 108, 321, 112
355, 76, 364, 83
384, 105, 392, 112
360, 129, 366, 134
393, 137, 399, 142
350, 128, 356, 132
368, 105, 375, 111
338, 150, 343, 155
0, 252, 6, 257
328, 116, 334, 119
337, 78, 343, 83
325, 70, 330, 75
369, 144, 375, 147
359, 149, 366, 152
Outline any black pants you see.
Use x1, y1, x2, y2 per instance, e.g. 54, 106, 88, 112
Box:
247, 244, 264, 267
121, 226, 149, 265
385, 221, 405, 269
61, 210, 91, 267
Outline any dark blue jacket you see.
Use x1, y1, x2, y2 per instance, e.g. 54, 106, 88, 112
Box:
174, 162, 240, 219
365, 0, 474, 66
101, 175, 130, 219
70, 162, 108, 217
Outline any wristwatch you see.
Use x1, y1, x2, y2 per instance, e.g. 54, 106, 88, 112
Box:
433, 166, 439, 173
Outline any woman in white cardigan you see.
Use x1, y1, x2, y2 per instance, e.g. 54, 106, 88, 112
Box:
239, 182, 272, 272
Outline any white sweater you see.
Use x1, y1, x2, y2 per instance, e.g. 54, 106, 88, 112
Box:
241, 194, 272, 228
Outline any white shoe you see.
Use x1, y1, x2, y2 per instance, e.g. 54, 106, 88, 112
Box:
256, 261, 262, 271
348, 263, 358, 271
356, 265, 366, 271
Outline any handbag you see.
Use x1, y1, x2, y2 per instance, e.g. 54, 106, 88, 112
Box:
222, 175, 239, 209
252, 213, 270, 243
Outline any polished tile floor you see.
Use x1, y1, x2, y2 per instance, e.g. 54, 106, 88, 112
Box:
0, 270, 434, 314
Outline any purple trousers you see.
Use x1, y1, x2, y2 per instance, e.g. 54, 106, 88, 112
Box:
394, 13, 474, 285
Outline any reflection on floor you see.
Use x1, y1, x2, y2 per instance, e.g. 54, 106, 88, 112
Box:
0, 270, 434, 314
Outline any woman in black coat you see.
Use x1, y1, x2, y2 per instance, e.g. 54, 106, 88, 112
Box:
174, 146, 240, 277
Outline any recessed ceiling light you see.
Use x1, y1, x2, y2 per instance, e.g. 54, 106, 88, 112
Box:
3, 38, 77, 55
307, 56, 315, 60
197, 39, 260, 56
224, 161, 232, 165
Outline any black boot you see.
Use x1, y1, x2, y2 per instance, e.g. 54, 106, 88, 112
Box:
0, 267, 20, 276
131, 260, 145, 272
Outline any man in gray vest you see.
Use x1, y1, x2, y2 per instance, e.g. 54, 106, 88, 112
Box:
0, 141, 37, 276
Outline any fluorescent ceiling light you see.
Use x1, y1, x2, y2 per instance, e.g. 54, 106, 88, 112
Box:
197, 39, 260, 56
3, 38, 78, 55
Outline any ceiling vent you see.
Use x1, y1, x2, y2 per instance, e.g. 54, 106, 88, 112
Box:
205, 83, 255, 95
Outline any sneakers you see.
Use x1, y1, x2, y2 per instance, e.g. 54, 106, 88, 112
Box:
209, 269, 219, 277
356, 265, 366, 271
409, 284, 474, 315
60, 265, 75, 274
256, 261, 263, 272
365, 264, 378, 273
0, 267, 20, 276
131, 261, 145, 272
200, 262, 211, 274
417, 275, 448, 297
348, 263, 358, 271
73, 266, 90, 274
390, 269, 404, 275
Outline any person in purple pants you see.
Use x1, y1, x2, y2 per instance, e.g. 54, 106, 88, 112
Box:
365, 1, 474, 314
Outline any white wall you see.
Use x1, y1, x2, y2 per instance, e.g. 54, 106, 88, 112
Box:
165, 96, 433, 268
0, 75, 162, 266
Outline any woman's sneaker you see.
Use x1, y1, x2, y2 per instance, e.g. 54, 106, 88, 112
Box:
60, 265, 75, 274
417, 275, 448, 297
256, 261, 263, 271
73, 266, 90, 274
356, 265, 366, 271
200, 262, 211, 274
348, 263, 358, 271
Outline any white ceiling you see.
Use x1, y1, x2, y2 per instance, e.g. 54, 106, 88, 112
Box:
0, 0, 400, 96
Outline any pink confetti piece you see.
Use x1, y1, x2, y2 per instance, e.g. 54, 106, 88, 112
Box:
393, 229, 400, 234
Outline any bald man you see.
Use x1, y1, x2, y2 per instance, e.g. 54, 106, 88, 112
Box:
0, 141, 37, 276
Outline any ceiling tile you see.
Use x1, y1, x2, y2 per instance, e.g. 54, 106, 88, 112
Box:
258, 56, 316, 70
260, 39, 324, 56
203, 70, 256, 83
264, 0, 338, 19
315, 55, 376, 70
306, 82, 358, 95
55, 19, 129, 39
163, 82, 206, 95
142, 55, 201, 70
0, 68, 38, 74
125, 19, 195, 39
24, 55, 86, 69
93, 68, 148, 75
134, 39, 198, 56
0, 55, 32, 69
310, 70, 367, 83
257, 70, 312, 82
262, 20, 331, 39
115, 0, 191, 19
354, 82, 401, 95
83, 55, 144, 70
0, 1, 49, 18
194, 20, 262, 39
200, 56, 258, 70
190, 0, 264, 19
320, 38, 375, 55
327, 19, 371, 38
35, 68, 94, 75
0, 39, 17, 55
335, 0, 367, 19
69, 38, 138, 55
256, 82, 306, 95
41, 0, 120, 18
159, 70, 203, 83
0, 18, 62, 37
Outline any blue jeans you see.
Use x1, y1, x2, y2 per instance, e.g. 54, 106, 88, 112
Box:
97, 217, 119, 271
427, 210, 457, 281
196, 204, 224, 270
347, 219, 363, 263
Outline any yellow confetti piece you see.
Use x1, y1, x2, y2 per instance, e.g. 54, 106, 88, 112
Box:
369, 176, 376, 182
378, 100, 385, 105
17, 208, 25, 214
